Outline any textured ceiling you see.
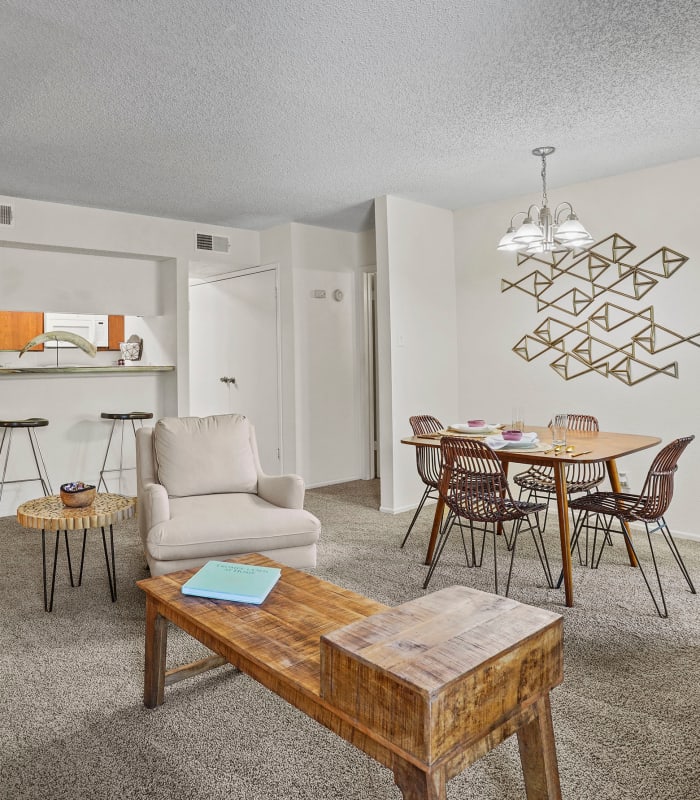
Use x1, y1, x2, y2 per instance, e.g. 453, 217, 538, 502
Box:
1, 0, 699, 232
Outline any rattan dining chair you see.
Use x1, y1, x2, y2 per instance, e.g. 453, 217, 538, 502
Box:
423, 438, 554, 596
565, 435, 696, 617
401, 415, 444, 548
513, 414, 606, 558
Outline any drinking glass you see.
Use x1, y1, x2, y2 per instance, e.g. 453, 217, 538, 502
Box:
511, 407, 524, 432
552, 414, 568, 447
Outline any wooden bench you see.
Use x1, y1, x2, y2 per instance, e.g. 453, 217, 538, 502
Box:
138, 554, 563, 799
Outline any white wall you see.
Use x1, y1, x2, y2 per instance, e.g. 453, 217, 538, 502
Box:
260, 224, 297, 474
292, 224, 375, 487
0, 249, 162, 315
375, 196, 459, 514
454, 157, 700, 537
261, 222, 375, 485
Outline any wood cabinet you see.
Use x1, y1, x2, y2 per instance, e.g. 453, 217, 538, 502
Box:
0, 312, 44, 351
0, 312, 125, 351
105, 315, 124, 351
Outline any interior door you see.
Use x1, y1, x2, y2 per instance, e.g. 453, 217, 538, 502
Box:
189, 268, 281, 474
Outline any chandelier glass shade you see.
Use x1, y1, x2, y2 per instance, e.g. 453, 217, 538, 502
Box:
497, 147, 593, 254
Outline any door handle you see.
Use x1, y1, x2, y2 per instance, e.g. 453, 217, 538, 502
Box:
219, 376, 237, 385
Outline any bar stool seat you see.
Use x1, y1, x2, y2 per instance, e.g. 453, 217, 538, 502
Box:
0, 418, 50, 428
100, 412, 154, 422
0, 417, 53, 503
97, 411, 153, 494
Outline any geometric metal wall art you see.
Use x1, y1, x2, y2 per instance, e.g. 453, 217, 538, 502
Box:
502, 234, 697, 384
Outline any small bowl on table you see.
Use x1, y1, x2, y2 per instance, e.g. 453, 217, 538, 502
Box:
467, 419, 486, 428
60, 482, 96, 508
502, 429, 523, 442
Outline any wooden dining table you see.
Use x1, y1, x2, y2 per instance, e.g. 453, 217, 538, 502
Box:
401, 425, 661, 607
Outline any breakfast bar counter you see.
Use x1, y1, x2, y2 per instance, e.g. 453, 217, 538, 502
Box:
0, 365, 175, 376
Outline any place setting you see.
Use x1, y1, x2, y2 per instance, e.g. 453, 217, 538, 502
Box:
446, 408, 545, 451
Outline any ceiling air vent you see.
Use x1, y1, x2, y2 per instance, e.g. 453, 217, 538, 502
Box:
196, 233, 230, 253
0, 204, 13, 226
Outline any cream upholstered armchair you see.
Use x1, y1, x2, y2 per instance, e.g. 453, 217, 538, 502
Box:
135, 414, 321, 576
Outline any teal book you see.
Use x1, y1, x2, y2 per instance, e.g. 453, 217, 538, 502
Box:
181, 561, 281, 604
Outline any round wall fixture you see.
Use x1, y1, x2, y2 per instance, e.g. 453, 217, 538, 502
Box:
333, 289, 344, 302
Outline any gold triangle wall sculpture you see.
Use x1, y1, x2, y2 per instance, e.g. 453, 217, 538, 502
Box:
503, 234, 696, 383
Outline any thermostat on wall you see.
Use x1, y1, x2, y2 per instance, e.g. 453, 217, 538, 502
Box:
333, 290, 344, 302
312, 289, 327, 299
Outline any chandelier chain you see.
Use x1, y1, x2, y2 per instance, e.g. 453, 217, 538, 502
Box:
540, 153, 548, 208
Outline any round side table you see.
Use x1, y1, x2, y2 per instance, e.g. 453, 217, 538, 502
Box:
17, 493, 136, 612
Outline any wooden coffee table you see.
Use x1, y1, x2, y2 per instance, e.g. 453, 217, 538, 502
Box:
138, 554, 564, 799
17, 493, 135, 611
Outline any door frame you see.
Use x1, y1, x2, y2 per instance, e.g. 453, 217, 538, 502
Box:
362, 271, 378, 479
188, 264, 283, 469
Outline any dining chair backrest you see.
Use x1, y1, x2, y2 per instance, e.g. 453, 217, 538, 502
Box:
565, 414, 604, 485
631, 435, 695, 522
545, 414, 599, 431
439, 437, 513, 523
566, 414, 599, 432
541, 414, 603, 488
409, 415, 443, 487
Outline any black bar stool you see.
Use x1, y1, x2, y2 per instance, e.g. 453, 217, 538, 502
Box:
0, 418, 53, 503
97, 412, 153, 493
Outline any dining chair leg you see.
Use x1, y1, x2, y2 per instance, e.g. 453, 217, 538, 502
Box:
658, 518, 696, 593
454, 518, 473, 567
507, 515, 553, 596
505, 519, 522, 597
492, 524, 501, 595
530, 514, 554, 588
557, 511, 591, 588
422, 511, 455, 589
472, 521, 486, 567
591, 514, 614, 570
615, 522, 668, 618
401, 485, 432, 547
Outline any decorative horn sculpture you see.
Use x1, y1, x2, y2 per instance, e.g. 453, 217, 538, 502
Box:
19, 331, 98, 358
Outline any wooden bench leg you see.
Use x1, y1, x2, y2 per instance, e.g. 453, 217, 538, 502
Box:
517, 695, 562, 800
144, 596, 168, 708
392, 759, 446, 800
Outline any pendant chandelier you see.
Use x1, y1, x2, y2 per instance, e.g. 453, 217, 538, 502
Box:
497, 146, 593, 254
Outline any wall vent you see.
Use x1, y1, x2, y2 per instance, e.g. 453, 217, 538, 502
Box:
0, 204, 13, 226
196, 233, 230, 253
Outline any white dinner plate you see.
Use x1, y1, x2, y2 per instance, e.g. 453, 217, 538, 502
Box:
490, 437, 539, 450
448, 423, 499, 435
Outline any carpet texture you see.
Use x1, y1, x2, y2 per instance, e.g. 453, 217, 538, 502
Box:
1, 479, 699, 800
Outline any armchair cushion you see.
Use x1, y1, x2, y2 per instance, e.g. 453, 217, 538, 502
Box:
145, 493, 320, 563
154, 414, 257, 497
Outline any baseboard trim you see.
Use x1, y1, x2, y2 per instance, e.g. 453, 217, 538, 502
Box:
628, 521, 700, 542
380, 499, 437, 515
306, 476, 364, 490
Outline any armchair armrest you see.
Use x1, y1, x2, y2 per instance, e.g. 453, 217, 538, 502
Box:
141, 482, 171, 530
258, 473, 305, 509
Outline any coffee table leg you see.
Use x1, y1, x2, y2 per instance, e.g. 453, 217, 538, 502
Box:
393, 759, 446, 800
144, 596, 168, 708
41, 529, 60, 612
516, 695, 562, 800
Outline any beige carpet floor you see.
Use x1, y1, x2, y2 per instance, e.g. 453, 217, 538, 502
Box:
1, 479, 699, 799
